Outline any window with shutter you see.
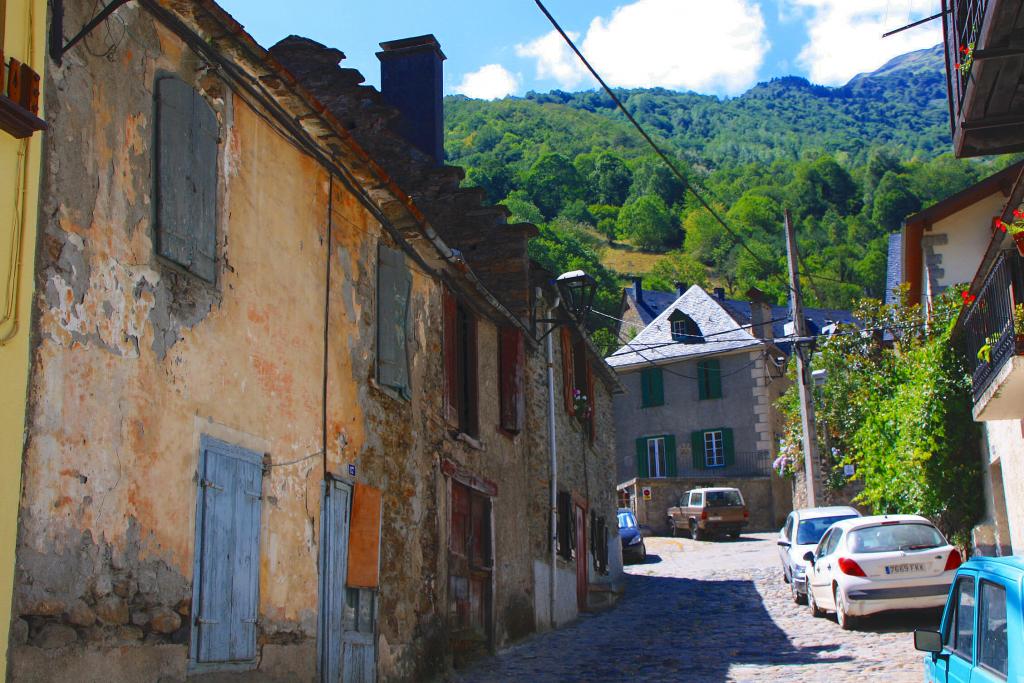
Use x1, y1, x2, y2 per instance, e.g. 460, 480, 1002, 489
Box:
664, 434, 678, 477
703, 429, 725, 467
691, 431, 705, 470
442, 289, 479, 437
191, 437, 263, 667
697, 359, 722, 400
377, 244, 412, 398
640, 367, 664, 407
560, 327, 575, 414
635, 438, 649, 478
556, 491, 574, 560
155, 76, 219, 282
498, 327, 524, 433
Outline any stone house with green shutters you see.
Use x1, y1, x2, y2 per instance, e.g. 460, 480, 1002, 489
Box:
607, 285, 793, 533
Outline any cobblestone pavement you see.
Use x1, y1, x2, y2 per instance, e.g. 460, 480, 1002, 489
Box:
453, 533, 941, 682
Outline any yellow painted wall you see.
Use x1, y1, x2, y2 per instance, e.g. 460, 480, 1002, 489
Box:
0, 0, 46, 677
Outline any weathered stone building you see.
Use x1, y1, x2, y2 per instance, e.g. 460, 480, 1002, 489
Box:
7, 2, 621, 681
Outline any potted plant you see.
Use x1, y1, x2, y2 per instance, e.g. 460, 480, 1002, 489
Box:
995, 210, 1024, 257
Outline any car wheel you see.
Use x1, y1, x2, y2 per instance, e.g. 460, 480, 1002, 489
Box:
835, 587, 857, 630
728, 531, 740, 539
808, 586, 824, 618
639, 543, 647, 563
689, 520, 702, 541
791, 578, 806, 605
669, 521, 678, 537
783, 568, 791, 584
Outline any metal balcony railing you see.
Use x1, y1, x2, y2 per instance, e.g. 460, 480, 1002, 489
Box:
677, 450, 772, 479
943, 0, 989, 131
959, 250, 1024, 401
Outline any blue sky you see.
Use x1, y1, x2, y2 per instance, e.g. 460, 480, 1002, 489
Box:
217, 0, 944, 99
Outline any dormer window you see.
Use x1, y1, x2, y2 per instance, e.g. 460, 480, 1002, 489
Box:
669, 311, 701, 343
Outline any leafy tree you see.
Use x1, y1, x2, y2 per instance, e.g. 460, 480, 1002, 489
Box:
616, 195, 676, 250
645, 251, 709, 292
628, 155, 687, 208
523, 153, 586, 219
871, 171, 921, 231
591, 152, 633, 205
500, 190, 544, 224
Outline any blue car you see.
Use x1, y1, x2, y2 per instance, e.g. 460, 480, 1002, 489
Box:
915, 556, 1020, 682
618, 508, 646, 564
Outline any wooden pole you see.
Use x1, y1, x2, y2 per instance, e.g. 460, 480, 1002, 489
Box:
784, 210, 821, 507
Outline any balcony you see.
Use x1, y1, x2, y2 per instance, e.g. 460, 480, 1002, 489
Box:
959, 250, 1024, 420
942, 0, 1024, 157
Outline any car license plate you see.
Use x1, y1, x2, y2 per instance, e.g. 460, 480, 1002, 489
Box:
709, 516, 722, 521
885, 563, 925, 575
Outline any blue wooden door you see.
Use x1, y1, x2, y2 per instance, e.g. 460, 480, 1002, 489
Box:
318, 479, 351, 682
192, 437, 263, 665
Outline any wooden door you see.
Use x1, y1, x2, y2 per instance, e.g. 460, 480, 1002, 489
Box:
341, 588, 376, 683
575, 503, 588, 611
449, 481, 492, 656
318, 480, 351, 683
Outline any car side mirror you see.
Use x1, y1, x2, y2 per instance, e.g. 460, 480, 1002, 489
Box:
914, 629, 942, 654
802, 551, 815, 564
777, 540, 791, 548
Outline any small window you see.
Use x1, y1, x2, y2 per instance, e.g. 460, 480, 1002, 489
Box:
978, 581, 1008, 677
697, 359, 722, 400
689, 492, 702, 507
669, 311, 701, 343
443, 290, 478, 437
640, 367, 664, 408
946, 577, 976, 662
704, 430, 725, 467
647, 437, 667, 478
155, 76, 219, 282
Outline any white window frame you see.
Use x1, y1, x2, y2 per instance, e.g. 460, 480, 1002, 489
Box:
671, 319, 687, 340
647, 437, 667, 478
704, 430, 725, 467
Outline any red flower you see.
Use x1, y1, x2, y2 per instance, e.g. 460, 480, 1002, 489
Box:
1014, 209, 1024, 219
954, 62, 961, 70
996, 218, 1008, 232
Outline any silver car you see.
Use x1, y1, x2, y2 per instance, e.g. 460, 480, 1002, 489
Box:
777, 506, 860, 603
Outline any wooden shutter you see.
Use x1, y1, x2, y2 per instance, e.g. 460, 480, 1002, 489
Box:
691, 431, 705, 470
499, 327, 524, 433
635, 438, 649, 477
697, 361, 708, 400
346, 483, 382, 588
586, 361, 596, 443
463, 310, 479, 436
560, 328, 575, 414
641, 367, 664, 407
377, 244, 412, 397
155, 76, 218, 282
194, 439, 262, 663
443, 289, 459, 425
723, 428, 735, 467
556, 491, 573, 559
665, 434, 678, 477
707, 359, 722, 399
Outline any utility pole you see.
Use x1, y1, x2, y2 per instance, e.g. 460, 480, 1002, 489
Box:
784, 210, 821, 507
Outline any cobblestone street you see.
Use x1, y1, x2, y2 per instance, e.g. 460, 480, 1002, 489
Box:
454, 533, 941, 682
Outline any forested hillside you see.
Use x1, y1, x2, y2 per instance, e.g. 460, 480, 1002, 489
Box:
443, 45, 1018, 346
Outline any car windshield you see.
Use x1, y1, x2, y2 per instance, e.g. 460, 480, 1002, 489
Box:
848, 523, 946, 553
705, 490, 743, 507
617, 512, 637, 529
796, 515, 858, 545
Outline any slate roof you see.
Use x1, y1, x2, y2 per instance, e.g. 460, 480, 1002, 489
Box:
884, 232, 904, 306
622, 286, 857, 345
607, 286, 763, 369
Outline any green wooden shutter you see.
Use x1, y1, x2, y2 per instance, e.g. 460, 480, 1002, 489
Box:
723, 428, 735, 467
691, 431, 705, 470
707, 359, 722, 399
664, 434, 677, 477
697, 362, 707, 400
377, 244, 412, 397
635, 438, 649, 478
640, 367, 664, 407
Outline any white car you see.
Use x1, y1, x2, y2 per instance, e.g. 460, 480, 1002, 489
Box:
777, 506, 860, 604
804, 514, 961, 629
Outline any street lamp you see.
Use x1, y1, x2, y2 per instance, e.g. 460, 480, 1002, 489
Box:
555, 270, 597, 320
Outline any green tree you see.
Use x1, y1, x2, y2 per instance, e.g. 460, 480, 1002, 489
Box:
629, 155, 687, 208
616, 195, 676, 250
871, 171, 921, 231
523, 153, 586, 219
591, 152, 633, 205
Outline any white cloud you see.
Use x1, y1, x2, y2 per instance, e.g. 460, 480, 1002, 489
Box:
453, 64, 520, 100
790, 0, 943, 85
516, 0, 768, 95
515, 30, 588, 89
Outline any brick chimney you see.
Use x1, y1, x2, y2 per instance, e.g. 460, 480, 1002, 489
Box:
713, 287, 726, 301
377, 35, 446, 165
746, 287, 772, 341
675, 282, 687, 297
632, 277, 643, 303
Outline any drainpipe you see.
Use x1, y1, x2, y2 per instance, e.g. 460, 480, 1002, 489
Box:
546, 299, 560, 630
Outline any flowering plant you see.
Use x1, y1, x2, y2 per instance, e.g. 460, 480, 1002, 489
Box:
960, 289, 976, 307
954, 42, 974, 76
1015, 303, 1024, 337
573, 388, 592, 419
977, 332, 1001, 363
994, 209, 1024, 235
773, 428, 803, 478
